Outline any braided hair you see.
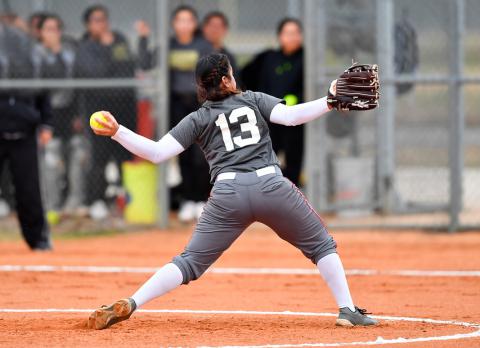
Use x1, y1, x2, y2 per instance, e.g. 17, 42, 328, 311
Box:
195, 53, 240, 103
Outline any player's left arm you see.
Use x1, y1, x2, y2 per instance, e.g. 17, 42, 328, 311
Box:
91, 111, 185, 164
269, 80, 336, 127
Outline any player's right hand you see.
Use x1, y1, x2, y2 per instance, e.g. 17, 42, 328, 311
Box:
92, 111, 120, 137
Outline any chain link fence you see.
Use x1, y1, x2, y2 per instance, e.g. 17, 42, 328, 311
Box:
0, 0, 164, 233
0, 0, 297, 234
462, 0, 480, 228
304, 0, 480, 230
0, 0, 478, 234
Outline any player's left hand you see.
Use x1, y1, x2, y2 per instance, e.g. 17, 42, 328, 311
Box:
327, 80, 337, 110
327, 63, 379, 111
92, 111, 120, 137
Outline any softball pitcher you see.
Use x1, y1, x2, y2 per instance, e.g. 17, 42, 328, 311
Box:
88, 53, 379, 330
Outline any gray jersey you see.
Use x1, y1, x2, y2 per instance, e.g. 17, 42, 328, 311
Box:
169, 90, 284, 182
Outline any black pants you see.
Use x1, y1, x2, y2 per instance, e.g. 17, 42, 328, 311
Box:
170, 92, 211, 202
269, 123, 304, 186
0, 135, 50, 249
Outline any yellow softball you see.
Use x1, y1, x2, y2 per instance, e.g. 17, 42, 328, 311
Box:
89, 111, 108, 130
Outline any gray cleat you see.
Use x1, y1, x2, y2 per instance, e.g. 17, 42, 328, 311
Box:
88, 298, 137, 330
336, 306, 378, 327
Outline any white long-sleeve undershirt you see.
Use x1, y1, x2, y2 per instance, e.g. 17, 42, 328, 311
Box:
111, 125, 184, 164
110, 96, 330, 164
269, 96, 330, 126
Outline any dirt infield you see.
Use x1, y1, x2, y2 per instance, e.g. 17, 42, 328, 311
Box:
0, 224, 479, 347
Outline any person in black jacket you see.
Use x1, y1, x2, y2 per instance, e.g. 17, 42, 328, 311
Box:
75, 4, 137, 219
0, 17, 52, 250
241, 18, 304, 186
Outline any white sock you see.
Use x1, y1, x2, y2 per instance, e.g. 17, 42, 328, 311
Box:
316, 253, 355, 312
131, 263, 183, 308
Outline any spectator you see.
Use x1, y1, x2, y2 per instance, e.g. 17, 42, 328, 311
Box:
202, 11, 239, 80
74, 4, 137, 220
241, 18, 305, 186
169, 6, 213, 222
36, 13, 88, 216
0, 16, 52, 250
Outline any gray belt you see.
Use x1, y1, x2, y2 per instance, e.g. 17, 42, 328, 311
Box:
216, 165, 277, 182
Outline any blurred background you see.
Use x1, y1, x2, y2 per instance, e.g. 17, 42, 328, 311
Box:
0, 0, 478, 240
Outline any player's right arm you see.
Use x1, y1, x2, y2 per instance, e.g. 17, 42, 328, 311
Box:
91, 111, 185, 164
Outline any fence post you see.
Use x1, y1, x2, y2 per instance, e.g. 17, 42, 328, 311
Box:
154, 0, 170, 229
376, 0, 396, 213
304, 0, 328, 211
448, 0, 465, 232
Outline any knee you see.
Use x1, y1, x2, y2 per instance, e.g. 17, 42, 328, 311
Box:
310, 232, 338, 265
171, 253, 211, 285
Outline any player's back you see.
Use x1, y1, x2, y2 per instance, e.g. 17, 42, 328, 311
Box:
169, 90, 283, 182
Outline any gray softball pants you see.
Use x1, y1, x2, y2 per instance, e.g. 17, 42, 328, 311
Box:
172, 166, 337, 284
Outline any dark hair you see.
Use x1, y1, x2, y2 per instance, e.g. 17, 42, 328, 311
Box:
276, 17, 303, 36
37, 13, 64, 31
195, 53, 239, 103
83, 4, 109, 24
29, 11, 49, 26
203, 11, 229, 28
171, 5, 198, 21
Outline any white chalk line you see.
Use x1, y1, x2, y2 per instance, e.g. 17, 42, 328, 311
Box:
0, 264, 479, 277
0, 308, 479, 347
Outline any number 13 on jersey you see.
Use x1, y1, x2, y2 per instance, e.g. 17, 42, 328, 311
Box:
215, 106, 261, 151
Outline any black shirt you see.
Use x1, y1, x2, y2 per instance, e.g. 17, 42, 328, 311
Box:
75, 31, 135, 79
241, 47, 304, 105
169, 36, 213, 95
